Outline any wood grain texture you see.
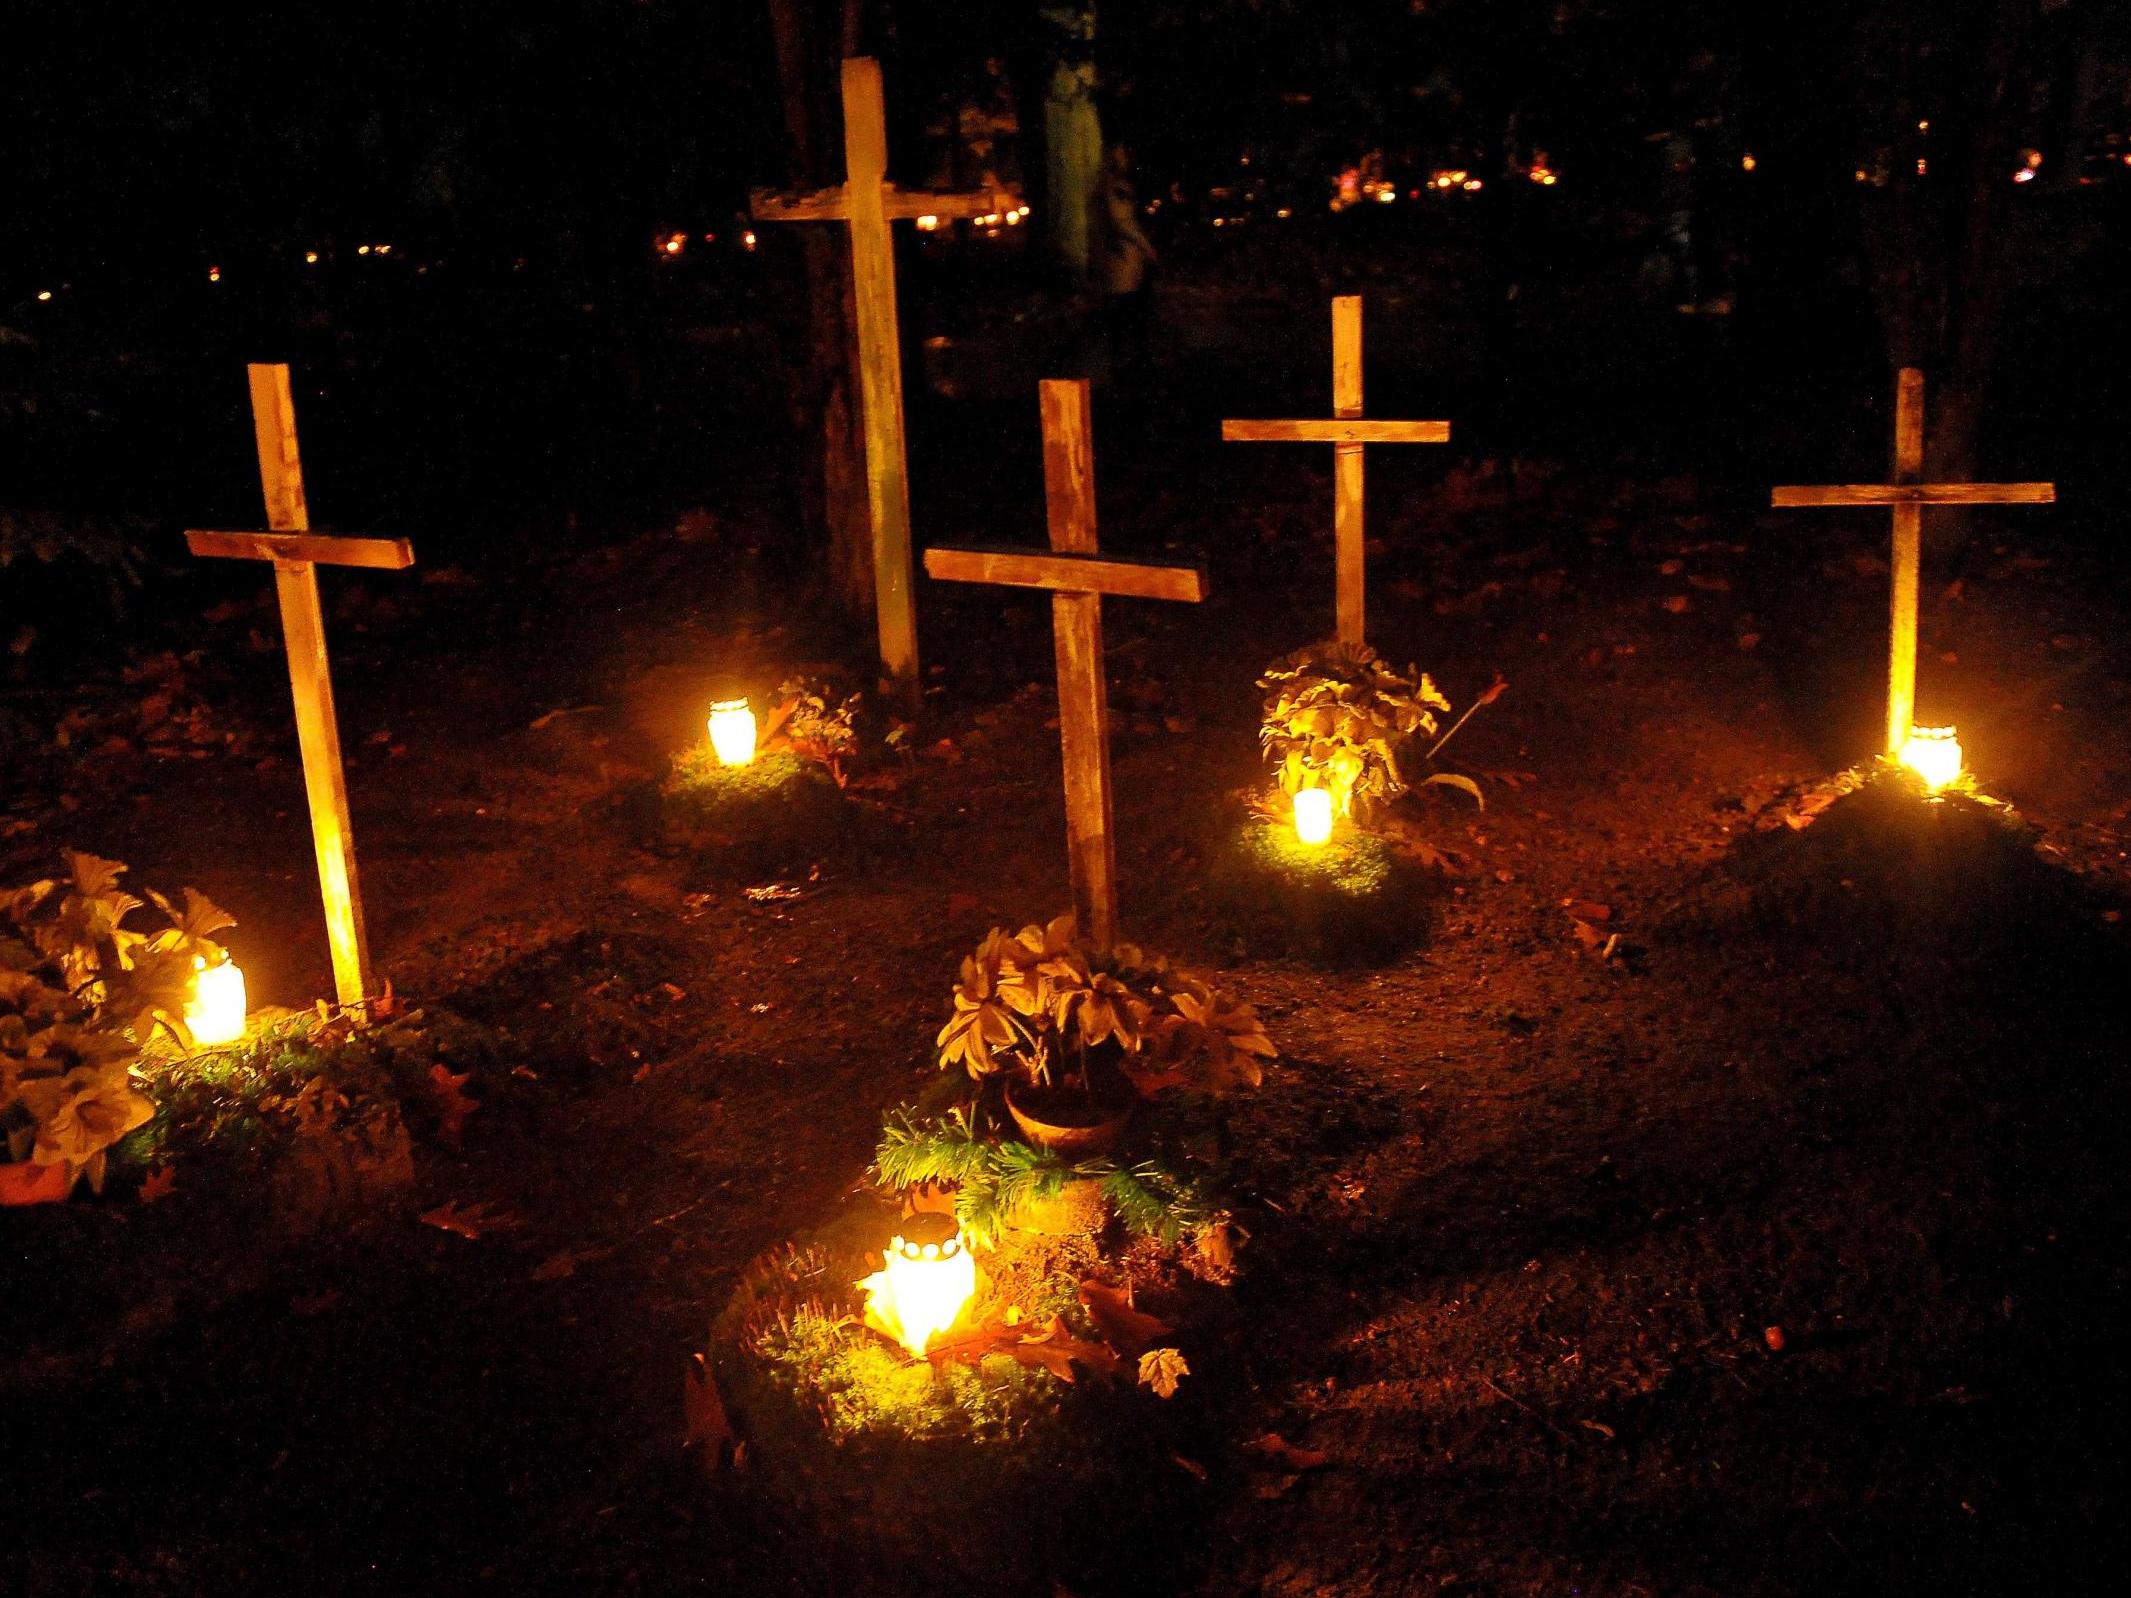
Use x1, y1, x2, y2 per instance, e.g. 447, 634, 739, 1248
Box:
838, 57, 921, 713
248, 363, 310, 533
1770, 482, 2054, 506
1332, 296, 1365, 645
747, 185, 850, 221
1220, 418, 1451, 445
923, 546, 1206, 601
272, 560, 373, 1007
1885, 369, 1925, 753
185, 531, 416, 569
204, 363, 386, 1006
1041, 380, 1116, 950
882, 187, 1018, 219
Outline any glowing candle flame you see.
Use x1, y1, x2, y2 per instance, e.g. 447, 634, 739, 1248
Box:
1293, 787, 1334, 847
1898, 725, 1962, 793
859, 1221, 978, 1357
186, 956, 247, 1047
707, 698, 757, 767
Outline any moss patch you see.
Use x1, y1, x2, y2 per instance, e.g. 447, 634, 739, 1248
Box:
1204, 815, 1440, 964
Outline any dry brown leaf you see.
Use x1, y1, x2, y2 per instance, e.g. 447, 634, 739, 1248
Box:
1079, 1280, 1173, 1355
427, 1064, 478, 1148
138, 1165, 179, 1205
1244, 1432, 1329, 1472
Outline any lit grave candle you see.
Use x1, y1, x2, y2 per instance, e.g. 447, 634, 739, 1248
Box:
707, 698, 757, 767
1292, 787, 1334, 847
1898, 724, 1962, 793
186, 956, 248, 1047
859, 1213, 977, 1357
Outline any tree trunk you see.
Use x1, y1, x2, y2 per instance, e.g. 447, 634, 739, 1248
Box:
1040, 3, 1103, 287
769, 0, 873, 620
1926, 0, 2033, 492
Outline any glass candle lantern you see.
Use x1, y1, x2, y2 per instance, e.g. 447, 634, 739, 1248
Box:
185, 955, 248, 1047
1898, 724, 1962, 793
858, 1212, 978, 1357
707, 698, 757, 767
1292, 787, 1335, 847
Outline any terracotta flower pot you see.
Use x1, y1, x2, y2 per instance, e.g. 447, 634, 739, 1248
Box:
1004, 1074, 1134, 1159
1003, 1174, 1111, 1238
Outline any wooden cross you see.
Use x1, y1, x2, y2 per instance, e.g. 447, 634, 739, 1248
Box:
185, 363, 414, 1008
752, 56, 1017, 715
1221, 295, 1450, 646
1772, 367, 2054, 753
924, 379, 1206, 949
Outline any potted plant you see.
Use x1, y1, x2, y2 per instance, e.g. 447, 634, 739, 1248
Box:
1, 853, 232, 1204
1258, 640, 1482, 827
934, 914, 1275, 1158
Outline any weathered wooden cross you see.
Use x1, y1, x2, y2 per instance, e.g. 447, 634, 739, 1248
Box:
1772, 367, 2054, 753
1221, 294, 1450, 647
185, 363, 415, 1008
752, 56, 1017, 715
925, 379, 1207, 949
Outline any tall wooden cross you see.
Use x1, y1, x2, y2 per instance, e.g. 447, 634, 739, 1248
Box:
1221, 295, 1450, 647
752, 56, 1017, 715
185, 363, 414, 1008
1772, 367, 2054, 753
925, 380, 1207, 949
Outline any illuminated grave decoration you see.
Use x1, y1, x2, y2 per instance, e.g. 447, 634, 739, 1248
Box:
707, 697, 758, 767
1899, 724, 1963, 793
858, 1212, 979, 1357
1773, 367, 2054, 758
185, 955, 249, 1047
1291, 786, 1334, 847
1222, 295, 1452, 647
185, 363, 416, 1008
751, 56, 1021, 716
925, 379, 1208, 949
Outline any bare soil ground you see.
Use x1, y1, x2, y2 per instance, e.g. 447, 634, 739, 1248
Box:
6, 363, 2129, 1596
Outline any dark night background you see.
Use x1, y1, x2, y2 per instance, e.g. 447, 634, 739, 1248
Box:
5, 0, 2125, 622
6, 5, 2131, 1596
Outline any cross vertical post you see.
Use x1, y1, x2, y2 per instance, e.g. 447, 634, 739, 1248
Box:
751, 58, 1019, 718
1040, 380, 1118, 947
1886, 367, 1925, 754
1772, 367, 2054, 758
839, 58, 919, 716
1331, 295, 1365, 646
188, 364, 417, 1009
924, 379, 1208, 949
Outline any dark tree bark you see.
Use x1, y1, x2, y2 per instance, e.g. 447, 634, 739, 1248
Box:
768, 0, 873, 621
1862, 0, 2038, 507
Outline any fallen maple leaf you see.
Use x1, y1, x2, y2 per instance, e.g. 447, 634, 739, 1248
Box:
1244, 1432, 1330, 1472
420, 1200, 520, 1240
684, 1351, 732, 1470
138, 1165, 178, 1205
427, 1064, 479, 1148
1139, 1347, 1190, 1399
1079, 1280, 1173, 1356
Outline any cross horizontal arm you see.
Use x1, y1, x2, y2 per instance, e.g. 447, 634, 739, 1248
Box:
1222, 418, 1451, 445
1771, 482, 2055, 507
925, 545, 1207, 603
186, 530, 416, 569
749, 185, 852, 222
882, 188, 1019, 220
